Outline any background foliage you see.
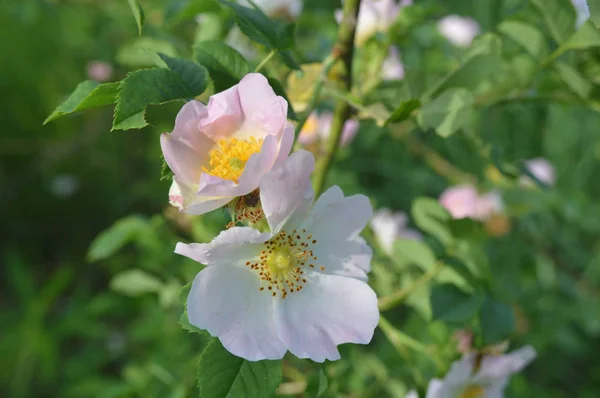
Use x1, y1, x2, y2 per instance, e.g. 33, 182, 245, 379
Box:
1, 0, 600, 397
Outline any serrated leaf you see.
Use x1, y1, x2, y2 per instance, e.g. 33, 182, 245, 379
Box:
418, 88, 474, 137
44, 81, 119, 124
110, 269, 163, 296
412, 197, 453, 246
385, 98, 420, 125
532, 0, 576, 44
555, 61, 592, 98
158, 53, 209, 95
479, 295, 515, 344
194, 40, 250, 92
498, 20, 548, 60
113, 64, 207, 130
430, 284, 484, 323
197, 339, 282, 398
127, 0, 145, 35
393, 238, 436, 272
87, 215, 150, 262
220, 0, 297, 66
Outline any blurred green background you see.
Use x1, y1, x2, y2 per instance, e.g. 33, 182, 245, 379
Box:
1, 0, 600, 397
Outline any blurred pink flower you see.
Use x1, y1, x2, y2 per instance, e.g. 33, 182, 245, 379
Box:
439, 184, 503, 221
240, 0, 302, 19
86, 61, 113, 82
299, 111, 359, 148
382, 46, 405, 80
161, 73, 294, 215
437, 15, 480, 48
521, 158, 556, 187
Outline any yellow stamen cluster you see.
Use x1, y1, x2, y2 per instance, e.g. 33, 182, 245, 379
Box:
245, 229, 322, 299
460, 385, 485, 398
203, 137, 263, 182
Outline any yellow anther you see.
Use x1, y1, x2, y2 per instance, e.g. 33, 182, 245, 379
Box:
202, 137, 263, 182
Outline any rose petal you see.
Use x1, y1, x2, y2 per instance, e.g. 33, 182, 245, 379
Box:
273, 271, 379, 362
175, 227, 269, 266
201, 85, 244, 141
187, 266, 287, 360
237, 73, 288, 137
260, 150, 315, 233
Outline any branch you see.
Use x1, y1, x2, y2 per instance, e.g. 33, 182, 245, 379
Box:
311, 0, 361, 197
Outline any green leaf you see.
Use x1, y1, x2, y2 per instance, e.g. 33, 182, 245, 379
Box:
179, 282, 210, 335
110, 269, 163, 296
158, 53, 209, 95
127, 0, 145, 35
220, 0, 298, 68
87, 215, 150, 262
267, 77, 297, 120
554, 20, 600, 58
44, 81, 119, 124
418, 88, 474, 137
430, 284, 484, 323
305, 367, 328, 398
116, 37, 178, 68
532, 0, 576, 44
411, 197, 453, 246
197, 339, 283, 398
554, 61, 592, 98
479, 295, 515, 344
498, 20, 548, 60
165, 0, 220, 25
393, 238, 436, 272
385, 98, 421, 125
194, 40, 250, 92
590, 0, 600, 27
113, 63, 207, 130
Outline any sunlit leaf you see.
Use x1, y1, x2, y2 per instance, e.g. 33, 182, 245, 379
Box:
126, 0, 145, 35
87, 215, 150, 262
110, 269, 163, 296
418, 88, 474, 137
44, 81, 119, 124
498, 20, 548, 60
532, 0, 576, 44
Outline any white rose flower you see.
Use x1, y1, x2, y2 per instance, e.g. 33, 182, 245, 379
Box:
176, 150, 379, 361
423, 346, 536, 398
370, 208, 422, 255
437, 15, 480, 48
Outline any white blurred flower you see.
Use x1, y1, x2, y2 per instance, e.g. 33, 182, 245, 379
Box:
405, 390, 419, 398
239, 0, 302, 19
437, 15, 480, 48
572, 0, 591, 28
382, 46, 405, 80
225, 27, 258, 60
299, 111, 360, 147
370, 208, 422, 255
520, 158, 556, 187
336, 0, 412, 46
177, 151, 379, 361
86, 61, 113, 82
423, 346, 536, 398
439, 184, 503, 221
49, 174, 79, 198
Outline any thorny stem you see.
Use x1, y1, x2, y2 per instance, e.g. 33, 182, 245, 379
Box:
311, 0, 361, 197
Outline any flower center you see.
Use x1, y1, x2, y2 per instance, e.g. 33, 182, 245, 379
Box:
245, 229, 323, 299
459, 385, 485, 398
203, 137, 263, 182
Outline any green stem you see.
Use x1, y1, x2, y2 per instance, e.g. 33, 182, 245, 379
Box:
254, 50, 276, 73
378, 315, 445, 371
378, 261, 444, 311
312, 0, 361, 197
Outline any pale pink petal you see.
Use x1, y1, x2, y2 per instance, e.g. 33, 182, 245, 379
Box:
438, 15, 480, 47
260, 150, 315, 233
439, 184, 479, 219
274, 122, 294, 166
201, 85, 244, 140
187, 266, 287, 360
473, 346, 536, 385
340, 119, 360, 146
168, 176, 232, 215
237, 73, 288, 137
273, 272, 379, 362
172, 100, 209, 138
474, 191, 503, 221
523, 158, 556, 186
175, 227, 269, 266
424, 379, 446, 398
